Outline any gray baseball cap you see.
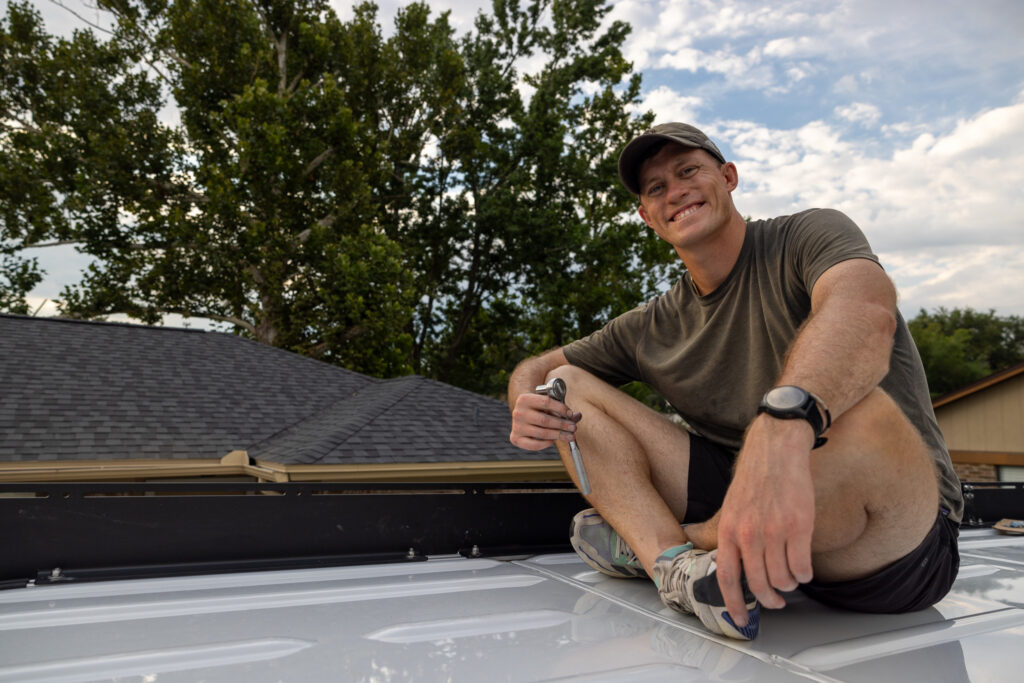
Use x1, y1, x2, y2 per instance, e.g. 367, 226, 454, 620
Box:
618, 123, 726, 196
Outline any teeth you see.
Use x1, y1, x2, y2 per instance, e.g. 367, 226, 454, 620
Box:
671, 204, 702, 222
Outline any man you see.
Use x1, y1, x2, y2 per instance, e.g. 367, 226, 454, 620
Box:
507, 123, 962, 640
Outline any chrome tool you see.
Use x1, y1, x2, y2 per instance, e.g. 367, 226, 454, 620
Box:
535, 378, 591, 495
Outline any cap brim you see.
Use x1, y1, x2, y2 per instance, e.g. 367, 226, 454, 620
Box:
617, 133, 688, 196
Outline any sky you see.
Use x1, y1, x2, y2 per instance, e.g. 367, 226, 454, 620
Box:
17, 0, 1024, 323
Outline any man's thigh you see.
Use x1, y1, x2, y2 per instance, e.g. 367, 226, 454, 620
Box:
799, 508, 959, 613
547, 364, 696, 519
808, 387, 940, 581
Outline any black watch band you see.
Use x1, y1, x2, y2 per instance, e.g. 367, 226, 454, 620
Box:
757, 385, 832, 449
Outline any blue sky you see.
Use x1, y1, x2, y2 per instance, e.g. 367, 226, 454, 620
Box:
21, 0, 1024, 321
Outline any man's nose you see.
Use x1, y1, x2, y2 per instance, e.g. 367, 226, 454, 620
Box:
665, 177, 690, 203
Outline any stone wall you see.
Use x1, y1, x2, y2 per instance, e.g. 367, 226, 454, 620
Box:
954, 462, 998, 482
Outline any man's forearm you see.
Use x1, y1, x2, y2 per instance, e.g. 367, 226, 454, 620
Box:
507, 348, 569, 411
775, 260, 897, 420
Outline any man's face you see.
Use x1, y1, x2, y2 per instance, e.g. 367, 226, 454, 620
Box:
636, 143, 739, 252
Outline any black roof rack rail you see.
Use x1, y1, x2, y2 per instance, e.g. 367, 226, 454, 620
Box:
1, 481, 586, 587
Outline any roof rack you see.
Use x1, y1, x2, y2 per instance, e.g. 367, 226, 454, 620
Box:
0, 481, 586, 588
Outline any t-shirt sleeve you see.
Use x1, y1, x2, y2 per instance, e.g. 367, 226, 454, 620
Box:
562, 304, 649, 387
788, 209, 880, 293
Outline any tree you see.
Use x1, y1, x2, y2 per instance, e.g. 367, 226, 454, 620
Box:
2, 0, 440, 375
0, 250, 40, 314
396, 0, 674, 391
908, 307, 1024, 397
2, 0, 673, 391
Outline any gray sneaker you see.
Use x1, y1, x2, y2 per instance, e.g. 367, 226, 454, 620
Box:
654, 545, 760, 640
570, 508, 646, 578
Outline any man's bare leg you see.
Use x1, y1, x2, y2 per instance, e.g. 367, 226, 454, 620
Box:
684, 387, 939, 587
543, 364, 696, 574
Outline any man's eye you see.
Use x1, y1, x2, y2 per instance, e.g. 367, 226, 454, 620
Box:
680, 166, 699, 178
646, 183, 663, 195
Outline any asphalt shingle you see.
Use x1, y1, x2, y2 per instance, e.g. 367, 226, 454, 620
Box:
0, 314, 554, 465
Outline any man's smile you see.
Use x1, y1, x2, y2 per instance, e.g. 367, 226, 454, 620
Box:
669, 203, 704, 222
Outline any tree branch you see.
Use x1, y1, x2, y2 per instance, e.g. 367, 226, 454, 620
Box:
303, 147, 334, 176
47, 0, 116, 37
255, 7, 288, 95
50, 0, 185, 83
22, 239, 82, 249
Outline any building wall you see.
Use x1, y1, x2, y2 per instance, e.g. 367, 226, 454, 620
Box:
935, 372, 1024, 452
954, 462, 998, 482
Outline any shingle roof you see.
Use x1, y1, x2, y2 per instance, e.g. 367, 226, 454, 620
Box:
249, 374, 537, 464
0, 314, 548, 464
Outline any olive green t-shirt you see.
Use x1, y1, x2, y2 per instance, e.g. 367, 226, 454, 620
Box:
563, 208, 963, 522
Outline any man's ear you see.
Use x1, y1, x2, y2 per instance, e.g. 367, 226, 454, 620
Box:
722, 162, 739, 191
637, 204, 653, 227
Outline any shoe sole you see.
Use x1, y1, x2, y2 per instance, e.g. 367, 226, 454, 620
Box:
570, 510, 646, 579
693, 572, 760, 640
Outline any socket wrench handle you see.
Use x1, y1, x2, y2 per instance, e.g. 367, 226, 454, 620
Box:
534, 378, 592, 495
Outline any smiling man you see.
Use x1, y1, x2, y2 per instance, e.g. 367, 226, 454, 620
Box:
507, 123, 962, 640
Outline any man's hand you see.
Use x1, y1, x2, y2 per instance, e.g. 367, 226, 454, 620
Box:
509, 392, 582, 451
714, 415, 816, 626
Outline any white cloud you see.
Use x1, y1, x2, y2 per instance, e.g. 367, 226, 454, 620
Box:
728, 93, 1024, 242
636, 86, 705, 124
616, 0, 1024, 102
763, 35, 821, 58
715, 93, 1024, 315
835, 102, 881, 126
883, 246, 1024, 317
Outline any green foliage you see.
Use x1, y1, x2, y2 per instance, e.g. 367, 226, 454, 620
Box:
397, 0, 675, 390
0, 249, 40, 314
1, 0, 673, 389
908, 307, 1024, 397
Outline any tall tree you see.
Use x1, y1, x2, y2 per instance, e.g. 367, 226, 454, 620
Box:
2, 0, 438, 375
2, 0, 673, 391
909, 307, 1024, 397
398, 0, 673, 391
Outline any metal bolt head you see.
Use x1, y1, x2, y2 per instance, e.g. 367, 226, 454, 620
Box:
535, 378, 567, 402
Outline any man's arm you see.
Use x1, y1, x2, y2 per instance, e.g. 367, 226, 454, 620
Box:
714, 257, 898, 625
508, 348, 582, 451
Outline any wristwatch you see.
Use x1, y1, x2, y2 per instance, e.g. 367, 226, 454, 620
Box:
757, 385, 832, 449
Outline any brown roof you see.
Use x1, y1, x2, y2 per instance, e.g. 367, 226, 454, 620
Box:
932, 360, 1024, 409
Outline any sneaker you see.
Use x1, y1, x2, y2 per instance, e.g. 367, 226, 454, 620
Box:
653, 545, 760, 640
570, 508, 646, 578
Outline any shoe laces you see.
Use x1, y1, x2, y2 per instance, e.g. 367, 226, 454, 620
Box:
659, 553, 696, 612
612, 532, 639, 567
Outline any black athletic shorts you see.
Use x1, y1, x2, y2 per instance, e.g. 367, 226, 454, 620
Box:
683, 434, 960, 613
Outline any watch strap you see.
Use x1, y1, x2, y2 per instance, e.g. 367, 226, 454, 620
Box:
757, 386, 831, 449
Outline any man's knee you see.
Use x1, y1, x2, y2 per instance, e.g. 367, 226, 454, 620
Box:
545, 363, 592, 385
818, 387, 938, 508
543, 364, 614, 406
827, 387, 921, 454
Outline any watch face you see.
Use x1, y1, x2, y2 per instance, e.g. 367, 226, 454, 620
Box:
767, 386, 807, 410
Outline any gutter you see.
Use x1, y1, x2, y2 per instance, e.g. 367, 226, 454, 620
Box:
0, 451, 570, 484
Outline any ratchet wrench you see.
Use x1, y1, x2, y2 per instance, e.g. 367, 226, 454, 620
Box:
535, 378, 591, 495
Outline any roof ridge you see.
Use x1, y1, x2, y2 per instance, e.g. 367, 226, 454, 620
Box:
301, 376, 426, 462
331, 375, 426, 440
246, 375, 424, 462
412, 374, 509, 408
0, 313, 207, 333
0, 313, 375, 383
